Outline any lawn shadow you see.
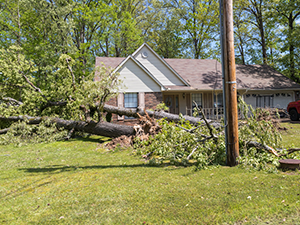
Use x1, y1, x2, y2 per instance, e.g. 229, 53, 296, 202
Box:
67, 136, 111, 144
279, 118, 300, 124
1, 177, 52, 200
19, 162, 195, 174
20, 164, 157, 174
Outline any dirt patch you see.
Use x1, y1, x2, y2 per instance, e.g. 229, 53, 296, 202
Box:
105, 135, 133, 150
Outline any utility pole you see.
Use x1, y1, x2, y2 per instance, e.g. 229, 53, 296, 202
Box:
219, 0, 239, 166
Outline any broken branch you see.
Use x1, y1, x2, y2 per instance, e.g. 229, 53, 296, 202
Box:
247, 141, 280, 157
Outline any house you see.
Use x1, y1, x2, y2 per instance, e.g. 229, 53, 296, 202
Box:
95, 43, 300, 123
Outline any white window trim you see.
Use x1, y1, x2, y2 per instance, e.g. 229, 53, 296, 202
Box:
117, 93, 124, 120
139, 92, 145, 110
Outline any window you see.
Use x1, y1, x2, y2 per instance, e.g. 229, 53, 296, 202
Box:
214, 93, 223, 108
124, 93, 138, 119
192, 93, 202, 109
124, 93, 138, 108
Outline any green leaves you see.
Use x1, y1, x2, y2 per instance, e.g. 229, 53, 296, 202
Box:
135, 99, 283, 172
134, 118, 226, 169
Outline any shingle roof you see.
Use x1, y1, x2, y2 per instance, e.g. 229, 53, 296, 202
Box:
94, 57, 125, 81
95, 57, 125, 69
235, 64, 300, 90
164, 59, 222, 90
95, 56, 300, 90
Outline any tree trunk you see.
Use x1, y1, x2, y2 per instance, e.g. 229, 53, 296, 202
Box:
258, 14, 267, 64
0, 115, 135, 138
0, 105, 220, 139
288, 14, 295, 80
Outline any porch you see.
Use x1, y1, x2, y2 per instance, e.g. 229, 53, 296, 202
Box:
163, 91, 224, 120
162, 90, 296, 120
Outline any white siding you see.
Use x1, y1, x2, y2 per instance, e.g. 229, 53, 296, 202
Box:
244, 95, 256, 108
243, 91, 294, 109
118, 59, 162, 92
134, 46, 185, 86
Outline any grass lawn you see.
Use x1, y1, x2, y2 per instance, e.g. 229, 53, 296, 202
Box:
280, 120, 300, 148
1, 122, 300, 224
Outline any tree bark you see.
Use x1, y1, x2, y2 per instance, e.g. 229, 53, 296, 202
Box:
0, 115, 135, 138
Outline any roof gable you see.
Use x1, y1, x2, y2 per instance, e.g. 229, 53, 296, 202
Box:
132, 43, 189, 86
95, 55, 165, 92
117, 56, 165, 92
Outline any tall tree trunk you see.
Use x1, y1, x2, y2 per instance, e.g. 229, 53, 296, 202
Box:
288, 14, 295, 80
258, 13, 267, 64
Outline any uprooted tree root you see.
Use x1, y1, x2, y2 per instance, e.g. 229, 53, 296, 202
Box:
105, 111, 161, 150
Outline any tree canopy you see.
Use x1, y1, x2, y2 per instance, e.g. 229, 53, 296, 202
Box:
1, 0, 299, 82
0, 0, 300, 122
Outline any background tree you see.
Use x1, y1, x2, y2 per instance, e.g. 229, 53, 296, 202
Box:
270, 0, 300, 82
141, 1, 185, 58
242, 0, 271, 64
233, 0, 252, 65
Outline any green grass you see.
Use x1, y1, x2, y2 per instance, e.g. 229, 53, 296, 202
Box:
0, 134, 300, 224
281, 121, 300, 148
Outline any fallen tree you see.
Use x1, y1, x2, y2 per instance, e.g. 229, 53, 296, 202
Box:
0, 103, 220, 139
0, 115, 135, 138
1, 100, 300, 172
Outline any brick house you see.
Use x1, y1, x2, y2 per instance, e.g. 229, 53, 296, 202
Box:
95, 43, 300, 124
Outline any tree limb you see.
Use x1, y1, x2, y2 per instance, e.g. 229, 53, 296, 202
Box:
19, 69, 47, 99
279, 148, 300, 157
187, 146, 198, 160
0, 128, 10, 135
2, 97, 23, 106
102, 104, 221, 127
40, 100, 68, 112
193, 101, 218, 139
66, 58, 76, 90
247, 141, 280, 157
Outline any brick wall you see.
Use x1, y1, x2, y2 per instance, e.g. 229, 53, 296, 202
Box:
105, 96, 118, 122
145, 92, 163, 110
106, 97, 117, 106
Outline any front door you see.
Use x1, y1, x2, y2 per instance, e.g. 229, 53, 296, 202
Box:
164, 95, 179, 114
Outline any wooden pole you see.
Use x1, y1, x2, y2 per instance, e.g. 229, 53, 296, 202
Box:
219, 0, 239, 166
